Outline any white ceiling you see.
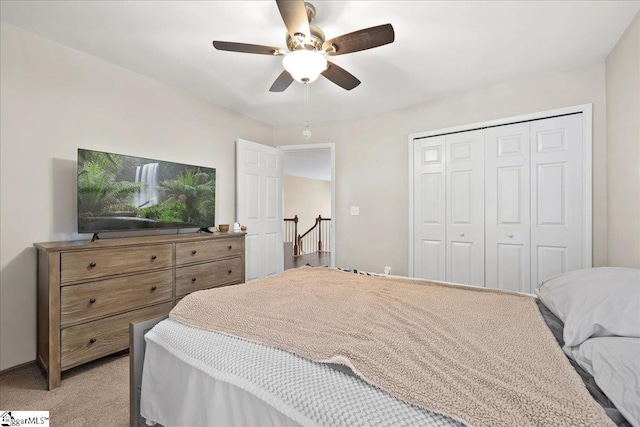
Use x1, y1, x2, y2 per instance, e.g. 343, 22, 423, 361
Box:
1, 1, 637, 126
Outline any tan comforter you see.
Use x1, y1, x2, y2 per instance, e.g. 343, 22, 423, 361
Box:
170, 267, 614, 427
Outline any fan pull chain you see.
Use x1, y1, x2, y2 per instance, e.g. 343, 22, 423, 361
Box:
302, 83, 312, 139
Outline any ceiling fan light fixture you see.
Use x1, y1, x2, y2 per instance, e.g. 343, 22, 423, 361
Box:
282, 49, 327, 83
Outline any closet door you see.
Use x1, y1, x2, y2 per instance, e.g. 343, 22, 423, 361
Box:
530, 114, 584, 288
413, 136, 446, 280
485, 123, 531, 292
445, 130, 485, 286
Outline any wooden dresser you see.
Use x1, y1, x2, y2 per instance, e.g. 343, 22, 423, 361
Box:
34, 233, 245, 390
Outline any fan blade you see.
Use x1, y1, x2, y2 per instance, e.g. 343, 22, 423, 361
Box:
213, 41, 284, 56
321, 61, 361, 91
269, 70, 295, 92
276, 0, 310, 40
323, 23, 395, 56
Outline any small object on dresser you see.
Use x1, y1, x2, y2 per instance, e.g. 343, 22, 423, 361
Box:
233, 222, 241, 232
218, 224, 229, 233
240, 225, 247, 232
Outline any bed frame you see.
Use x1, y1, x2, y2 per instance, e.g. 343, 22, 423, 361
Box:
129, 316, 167, 427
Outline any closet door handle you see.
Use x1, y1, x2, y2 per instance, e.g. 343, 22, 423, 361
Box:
459, 232, 465, 237
507, 233, 514, 238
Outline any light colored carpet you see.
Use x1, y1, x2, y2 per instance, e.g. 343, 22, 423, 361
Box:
0, 353, 129, 426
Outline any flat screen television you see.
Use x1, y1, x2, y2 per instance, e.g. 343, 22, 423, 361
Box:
77, 148, 216, 234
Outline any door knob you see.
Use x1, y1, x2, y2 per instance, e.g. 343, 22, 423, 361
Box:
459, 232, 465, 237
508, 233, 514, 238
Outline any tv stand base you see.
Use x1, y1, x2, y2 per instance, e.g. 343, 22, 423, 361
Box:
91, 233, 100, 242
198, 227, 213, 234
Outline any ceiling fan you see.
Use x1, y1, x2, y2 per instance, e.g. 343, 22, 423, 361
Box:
212, 0, 395, 92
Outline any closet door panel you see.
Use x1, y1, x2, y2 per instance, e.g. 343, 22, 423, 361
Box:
451, 242, 473, 284
530, 114, 584, 288
413, 137, 446, 280
446, 130, 484, 287
421, 240, 443, 280
485, 123, 531, 292
497, 244, 525, 290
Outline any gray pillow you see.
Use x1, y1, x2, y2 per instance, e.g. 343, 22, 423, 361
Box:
537, 267, 640, 347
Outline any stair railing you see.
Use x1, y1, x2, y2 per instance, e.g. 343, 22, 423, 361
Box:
297, 215, 331, 255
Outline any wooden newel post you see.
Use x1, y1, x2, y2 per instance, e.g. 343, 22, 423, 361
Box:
293, 215, 299, 256
317, 215, 323, 252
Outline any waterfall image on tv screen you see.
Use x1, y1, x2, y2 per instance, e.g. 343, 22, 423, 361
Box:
77, 148, 216, 233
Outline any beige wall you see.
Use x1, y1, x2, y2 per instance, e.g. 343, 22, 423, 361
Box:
0, 24, 273, 370
284, 175, 331, 234
606, 12, 640, 268
274, 62, 608, 276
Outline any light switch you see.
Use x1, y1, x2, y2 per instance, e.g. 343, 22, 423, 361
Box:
350, 206, 359, 216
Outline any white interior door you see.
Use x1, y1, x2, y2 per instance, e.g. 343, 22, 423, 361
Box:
530, 114, 584, 287
236, 139, 283, 281
445, 130, 485, 286
413, 136, 446, 280
485, 123, 531, 292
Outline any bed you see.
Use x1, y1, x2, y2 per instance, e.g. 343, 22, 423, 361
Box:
130, 266, 640, 427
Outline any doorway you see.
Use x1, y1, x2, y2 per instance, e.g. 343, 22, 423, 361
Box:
279, 143, 336, 269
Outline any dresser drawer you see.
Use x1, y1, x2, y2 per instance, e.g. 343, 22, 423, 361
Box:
60, 270, 173, 327
61, 302, 171, 370
176, 257, 243, 297
61, 244, 172, 284
175, 237, 243, 266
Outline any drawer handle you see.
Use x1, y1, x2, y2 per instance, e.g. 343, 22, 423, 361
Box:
89, 338, 97, 344
150, 286, 157, 292
228, 270, 232, 275
228, 245, 232, 250
89, 262, 97, 268
151, 255, 157, 260
89, 298, 96, 304
191, 277, 197, 283
191, 250, 197, 255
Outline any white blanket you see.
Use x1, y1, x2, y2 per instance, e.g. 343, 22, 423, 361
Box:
140, 318, 464, 427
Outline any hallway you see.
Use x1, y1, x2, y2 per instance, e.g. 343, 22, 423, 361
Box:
284, 251, 332, 270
